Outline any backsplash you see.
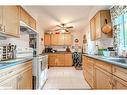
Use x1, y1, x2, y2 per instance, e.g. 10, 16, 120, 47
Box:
0, 32, 29, 48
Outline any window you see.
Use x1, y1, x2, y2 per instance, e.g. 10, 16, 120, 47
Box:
115, 13, 127, 49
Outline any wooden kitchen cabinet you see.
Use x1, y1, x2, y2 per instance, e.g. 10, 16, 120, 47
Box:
51, 34, 58, 45
20, 7, 29, 25
1, 6, 20, 37
29, 16, 36, 29
90, 10, 112, 41
94, 66, 113, 89
44, 34, 51, 46
48, 54, 57, 67
64, 34, 72, 45
0, 75, 18, 89
90, 17, 96, 40
58, 34, 65, 45
18, 66, 32, 89
83, 56, 94, 88
0, 6, 2, 29
20, 7, 36, 30
112, 76, 127, 89
64, 54, 72, 66
57, 54, 65, 66
48, 53, 72, 67
0, 60, 32, 90
44, 33, 72, 46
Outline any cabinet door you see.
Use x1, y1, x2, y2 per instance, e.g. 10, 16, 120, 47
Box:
113, 76, 127, 89
95, 12, 101, 39
64, 54, 72, 66
0, 75, 18, 90
57, 54, 65, 66
44, 34, 51, 46
20, 7, 29, 25
18, 67, 32, 89
0, 6, 2, 31
3, 6, 20, 37
48, 54, 57, 67
64, 34, 72, 45
51, 34, 58, 45
94, 66, 112, 89
58, 34, 64, 45
29, 16, 36, 29
90, 18, 96, 41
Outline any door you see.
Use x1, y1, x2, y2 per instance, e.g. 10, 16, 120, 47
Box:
64, 54, 72, 66
18, 67, 32, 89
44, 34, 51, 45
90, 17, 96, 41
94, 66, 112, 89
3, 6, 20, 37
58, 34, 64, 45
0, 75, 18, 90
64, 34, 72, 45
95, 12, 101, 39
51, 34, 58, 45
113, 76, 127, 89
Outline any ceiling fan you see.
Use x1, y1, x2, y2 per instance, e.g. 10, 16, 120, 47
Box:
54, 23, 73, 32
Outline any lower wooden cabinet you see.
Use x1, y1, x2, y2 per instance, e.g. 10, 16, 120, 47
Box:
64, 54, 72, 66
113, 76, 127, 89
94, 66, 112, 89
48, 53, 72, 67
82, 55, 127, 89
0, 74, 18, 89
0, 60, 32, 90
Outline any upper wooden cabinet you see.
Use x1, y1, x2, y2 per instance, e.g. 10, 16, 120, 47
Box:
20, 7, 29, 25
2, 6, 20, 37
0, 6, 2, 29
20, 7, 36, 30
64, 34, 72, 45
90, 17, 96, 40
90, 10, 112, 41
0, 6, 20, 37
44, 33, 72, 46
44, 34, 51, 45
51, 34, 58, 45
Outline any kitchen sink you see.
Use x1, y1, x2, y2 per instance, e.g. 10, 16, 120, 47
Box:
104, 57, 127, 64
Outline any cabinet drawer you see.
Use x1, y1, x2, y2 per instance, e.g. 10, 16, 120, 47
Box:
113, 75, 127, 89
95, 60, 112, 73
113, 66, 127, 82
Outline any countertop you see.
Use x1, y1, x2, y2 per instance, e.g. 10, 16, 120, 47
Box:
82, 54, 127, 69
0, 57, 33, 70
42, 51, 72, 54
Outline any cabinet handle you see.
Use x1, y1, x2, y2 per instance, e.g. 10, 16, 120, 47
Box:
3, 26, 5, 32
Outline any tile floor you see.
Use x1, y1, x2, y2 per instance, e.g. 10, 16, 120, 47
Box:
42, 67, 91, 90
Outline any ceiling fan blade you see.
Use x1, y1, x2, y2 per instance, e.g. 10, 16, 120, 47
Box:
54, 29, 61, 31
65, 29, 69, 32
66, 26, 73, 28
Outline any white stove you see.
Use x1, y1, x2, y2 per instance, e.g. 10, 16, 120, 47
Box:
32, 54, 48, 89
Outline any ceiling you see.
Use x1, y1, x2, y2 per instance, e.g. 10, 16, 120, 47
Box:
23, 6, 110, 33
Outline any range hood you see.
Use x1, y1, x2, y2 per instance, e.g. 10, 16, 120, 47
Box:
20, 21, 37, 34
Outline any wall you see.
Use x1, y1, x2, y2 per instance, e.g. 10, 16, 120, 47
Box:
83, 6, 114, 54
0, 32, 29, 48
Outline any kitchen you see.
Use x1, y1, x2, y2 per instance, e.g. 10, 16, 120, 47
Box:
0, 5, 127, 90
